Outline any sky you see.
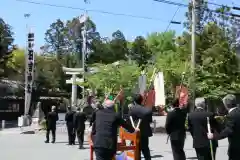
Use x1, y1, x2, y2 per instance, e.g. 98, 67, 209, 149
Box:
0, 0, 238, 51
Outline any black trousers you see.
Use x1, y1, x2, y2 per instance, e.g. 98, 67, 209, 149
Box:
228, 148, 239, 160
170, 139, 186, 160
76, 129, 84, 147
195, 146, 217, 160
94, 148, 115, 160
46, 128, 56, 142
139, 136, 151, 160
67, 125, 75, 144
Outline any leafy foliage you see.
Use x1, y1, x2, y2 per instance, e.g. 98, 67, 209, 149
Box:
129, 36, 152, 69
0, 18, 15, 76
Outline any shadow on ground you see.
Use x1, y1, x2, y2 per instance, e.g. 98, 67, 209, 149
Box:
187, 157, 197, 159
151, 154, 164, 158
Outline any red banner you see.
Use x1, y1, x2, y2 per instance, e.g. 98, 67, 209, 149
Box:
141, 89, 155, 108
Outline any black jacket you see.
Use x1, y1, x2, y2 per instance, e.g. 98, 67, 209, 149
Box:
165, 107, 188, 141
128, 105, 153, 137
188, 108, 220, 148
46, 111, 59, 130
73, 111, 87, 130
90, 108, 101, 126
65, 110, 75, 127
214, 107, 240, 156
92, 107, 135, 152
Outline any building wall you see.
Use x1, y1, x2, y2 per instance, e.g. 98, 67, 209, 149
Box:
0, 98, 24, 120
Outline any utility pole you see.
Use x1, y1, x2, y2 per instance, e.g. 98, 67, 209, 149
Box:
191, 0, 196, 110
82, 17, 86, 100
80, 3, 89, 99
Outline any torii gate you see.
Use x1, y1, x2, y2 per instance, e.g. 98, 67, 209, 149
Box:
62, 67, 84, 108
62, 66, 98, 108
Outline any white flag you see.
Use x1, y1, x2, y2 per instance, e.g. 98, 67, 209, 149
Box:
79, 13, 88, 23
154, 72, 165, 106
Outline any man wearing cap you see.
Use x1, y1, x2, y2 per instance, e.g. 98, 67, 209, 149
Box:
73, 107, 87, 149
65, 106, 75, 145
45, 106, 59, 143
208, 94, 240, 160
91, 99, 137, 160
188, 97, 221, 160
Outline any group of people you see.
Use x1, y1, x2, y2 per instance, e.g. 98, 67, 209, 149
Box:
90, 94, 153, 160
166, 94, 240, 160
44, 105, 87, 149
44, 94, 153, 160
44, 93, 240, 160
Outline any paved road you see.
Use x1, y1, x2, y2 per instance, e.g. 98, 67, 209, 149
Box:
0, 130, 229, 160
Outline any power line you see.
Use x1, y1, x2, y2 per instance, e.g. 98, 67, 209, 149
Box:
153, 0, 240, 18
164, 4, 181, 32
11, 0, 177, 23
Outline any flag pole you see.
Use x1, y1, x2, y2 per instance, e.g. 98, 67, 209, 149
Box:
207, 117, 215, 160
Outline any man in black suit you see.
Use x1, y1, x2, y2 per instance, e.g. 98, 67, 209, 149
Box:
89, 101, 102, 127
91, 99, 136, 160
208, 94, 240, 160
165, 99, 188, 160
188, 97, 220, 160
129, 94, 153, 160
65, 106, 75, 145
73, 107, 87, 149
45, 106, 59, 143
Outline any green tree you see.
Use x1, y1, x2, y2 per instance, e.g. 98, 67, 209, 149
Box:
83, 62, 140, 98
146, 31, 189, 99
6, 49, 25, 81
0, 18, 15, 76
66, 17, 100, 66
109, 30, 128, 61
130, 36, 152, 69
44, 19, 68, 60
88, 38, 113, 64
195, 23, 240, 98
